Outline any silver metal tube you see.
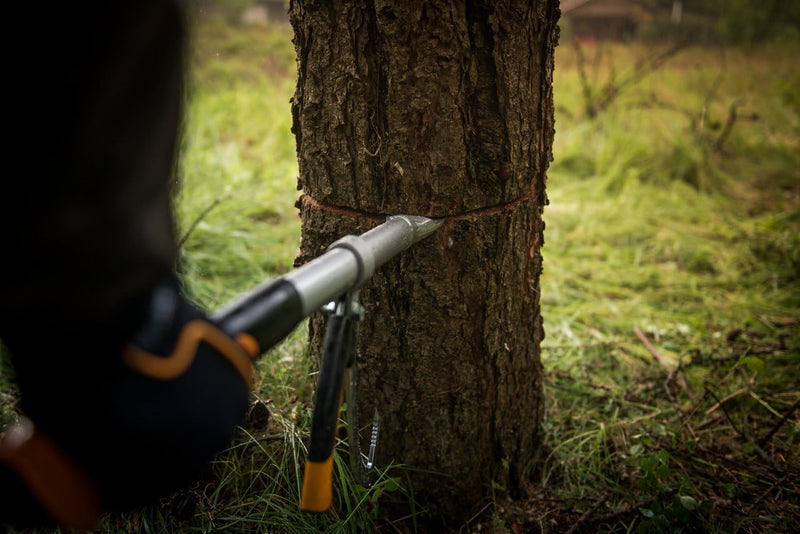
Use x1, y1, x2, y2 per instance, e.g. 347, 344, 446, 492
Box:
284, 248, 360, 316
285, 216, 443, 315
213, 215, 444, 347
361, 215, 443, 269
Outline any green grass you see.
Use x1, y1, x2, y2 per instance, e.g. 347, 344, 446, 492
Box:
2, 10, 799, 534
525, 39, 800, 533
175, 14, 300, 309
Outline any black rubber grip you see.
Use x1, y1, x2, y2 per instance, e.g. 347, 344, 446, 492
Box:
214, 278, 304, 353
307, 314, 353, 462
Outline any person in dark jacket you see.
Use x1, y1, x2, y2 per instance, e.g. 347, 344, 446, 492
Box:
0, 2, 255, 528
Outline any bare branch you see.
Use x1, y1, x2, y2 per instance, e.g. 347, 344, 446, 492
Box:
177, 194, 230, 250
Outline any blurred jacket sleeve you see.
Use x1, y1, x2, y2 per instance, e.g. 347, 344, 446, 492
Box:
0, 0, 251, 519
1, 1, 183, 332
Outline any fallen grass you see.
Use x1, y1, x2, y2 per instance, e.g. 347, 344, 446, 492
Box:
521, 174, 800, 531
502, 39, 800, 533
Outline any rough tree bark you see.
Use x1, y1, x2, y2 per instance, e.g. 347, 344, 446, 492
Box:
289, 0, 559, 520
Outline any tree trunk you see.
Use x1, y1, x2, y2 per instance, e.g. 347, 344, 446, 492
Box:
289, 0, 559, 520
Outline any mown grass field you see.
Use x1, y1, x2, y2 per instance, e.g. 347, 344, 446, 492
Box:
2, 9, 798, 534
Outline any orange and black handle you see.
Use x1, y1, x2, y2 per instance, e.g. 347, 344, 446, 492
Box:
213, 278, 306, 358
300, 303, 357, 512
214, 278, 358, 512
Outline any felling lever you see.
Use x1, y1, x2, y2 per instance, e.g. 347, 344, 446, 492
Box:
0, 216, 442, 529
212, 215, 444, 512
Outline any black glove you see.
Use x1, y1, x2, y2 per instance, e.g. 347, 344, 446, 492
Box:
1, 278, 253, 528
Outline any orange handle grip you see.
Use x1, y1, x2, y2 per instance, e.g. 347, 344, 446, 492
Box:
300, 455, 335, 512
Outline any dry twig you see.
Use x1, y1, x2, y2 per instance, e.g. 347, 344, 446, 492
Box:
177, 194, 230, 249
758, 398, 800, 447
633, 325, 667, 366
564, 491, 611, 534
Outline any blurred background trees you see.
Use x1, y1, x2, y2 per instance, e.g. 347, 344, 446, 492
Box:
561, 0, 800, 45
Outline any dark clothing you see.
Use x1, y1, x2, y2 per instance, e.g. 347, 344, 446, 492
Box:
1, 2, 251, 526
2, 2, 182, 328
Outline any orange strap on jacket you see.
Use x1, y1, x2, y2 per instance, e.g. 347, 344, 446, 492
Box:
0, 417, 100, 531
121, 319, 258, 386
0, 322, 260, 530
